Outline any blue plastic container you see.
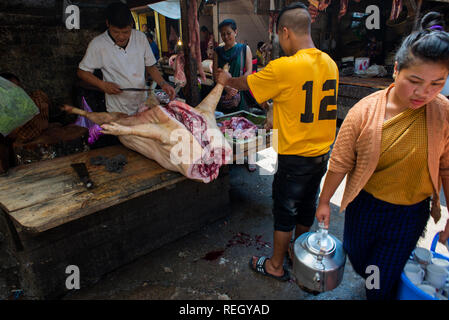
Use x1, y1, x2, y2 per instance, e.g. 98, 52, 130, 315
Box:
397, 233, 449, 300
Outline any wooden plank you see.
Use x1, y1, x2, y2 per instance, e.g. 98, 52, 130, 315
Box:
14, 166, 230, 253
10, 171, 186, 234
0, 144, 189, 233
0, 145, 173, 213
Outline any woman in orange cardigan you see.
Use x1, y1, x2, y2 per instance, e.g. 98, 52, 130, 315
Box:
316, 13, 449, 300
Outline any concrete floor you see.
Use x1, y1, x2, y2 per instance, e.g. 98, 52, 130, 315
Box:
63, 164, 448, 300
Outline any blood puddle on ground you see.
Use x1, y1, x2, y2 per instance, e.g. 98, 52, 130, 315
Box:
201, 232, 272, 261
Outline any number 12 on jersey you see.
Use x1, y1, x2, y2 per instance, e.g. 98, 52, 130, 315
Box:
300, 79, 337, 123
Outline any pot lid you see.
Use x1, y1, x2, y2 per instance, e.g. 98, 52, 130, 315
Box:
305, 231, 335, 255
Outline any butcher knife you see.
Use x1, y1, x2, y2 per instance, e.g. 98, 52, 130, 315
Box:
71, 163, 94, 189
120, 88, 153, 91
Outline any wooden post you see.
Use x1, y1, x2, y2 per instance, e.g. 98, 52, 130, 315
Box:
413, 0, 423, 31
180, 0, 201, 106
213, 3, 219, 42
154, 11, 162, 57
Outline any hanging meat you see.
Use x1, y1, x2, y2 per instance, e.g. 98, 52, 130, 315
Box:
269, 12, 279, 37
308, 0, 330, 23
308, 3, 319, 23
338, 0, 349, 20
169, 52, 186, 87
188, 0, 206, 82
62, 68, 233, 184
389, 0, 403, 21
318, 0, 331, 11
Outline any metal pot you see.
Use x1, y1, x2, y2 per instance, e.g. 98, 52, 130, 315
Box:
292, 224, 346, 293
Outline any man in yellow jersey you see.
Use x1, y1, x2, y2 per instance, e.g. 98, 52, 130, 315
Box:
217, 2, 338, 282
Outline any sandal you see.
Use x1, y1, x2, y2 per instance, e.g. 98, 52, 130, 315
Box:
249, 256, 290, 282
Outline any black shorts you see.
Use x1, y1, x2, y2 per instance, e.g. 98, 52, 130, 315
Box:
272, 153, 329, 232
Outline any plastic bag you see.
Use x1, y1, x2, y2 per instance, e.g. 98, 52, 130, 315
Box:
365, 64, 388, 77
75, 97, 103, 145
0, 76, 39, 136
356, 64, 388, 78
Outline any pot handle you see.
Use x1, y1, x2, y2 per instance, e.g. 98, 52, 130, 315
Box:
315, 222, 328, 268
318, 221, 329, 253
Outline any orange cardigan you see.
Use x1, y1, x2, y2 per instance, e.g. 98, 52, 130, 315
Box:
329, 84, 449, 223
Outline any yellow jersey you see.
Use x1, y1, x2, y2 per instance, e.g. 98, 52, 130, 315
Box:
247, 48, 339, 156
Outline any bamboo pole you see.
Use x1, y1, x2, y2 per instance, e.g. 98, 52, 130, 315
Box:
413, 0, 423, 31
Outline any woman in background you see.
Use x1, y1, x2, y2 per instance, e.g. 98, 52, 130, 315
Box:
213, 19, 253, 114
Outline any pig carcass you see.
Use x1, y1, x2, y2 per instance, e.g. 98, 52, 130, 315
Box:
63, 78, 233, 183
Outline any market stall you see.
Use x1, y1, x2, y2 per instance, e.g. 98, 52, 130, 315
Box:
0, 0, 236, 299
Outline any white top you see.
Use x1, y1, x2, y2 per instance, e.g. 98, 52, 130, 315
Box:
79, 29, 156, 114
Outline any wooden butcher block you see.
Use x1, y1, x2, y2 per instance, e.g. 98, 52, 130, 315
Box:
0, 145, 186, 234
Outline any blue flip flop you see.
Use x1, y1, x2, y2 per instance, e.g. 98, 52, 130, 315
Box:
249, 256, 290, 282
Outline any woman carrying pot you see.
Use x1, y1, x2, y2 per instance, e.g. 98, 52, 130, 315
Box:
315, 13, 449, 300
213, 19, 253, 114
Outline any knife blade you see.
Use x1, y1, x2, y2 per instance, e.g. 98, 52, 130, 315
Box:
71, 163, 94, 189
120, 88, 153, 91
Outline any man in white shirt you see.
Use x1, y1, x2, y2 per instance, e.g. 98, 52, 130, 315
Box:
78, 2, 175, 115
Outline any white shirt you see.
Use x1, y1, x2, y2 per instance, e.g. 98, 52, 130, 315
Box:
79, 29, 156, 114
